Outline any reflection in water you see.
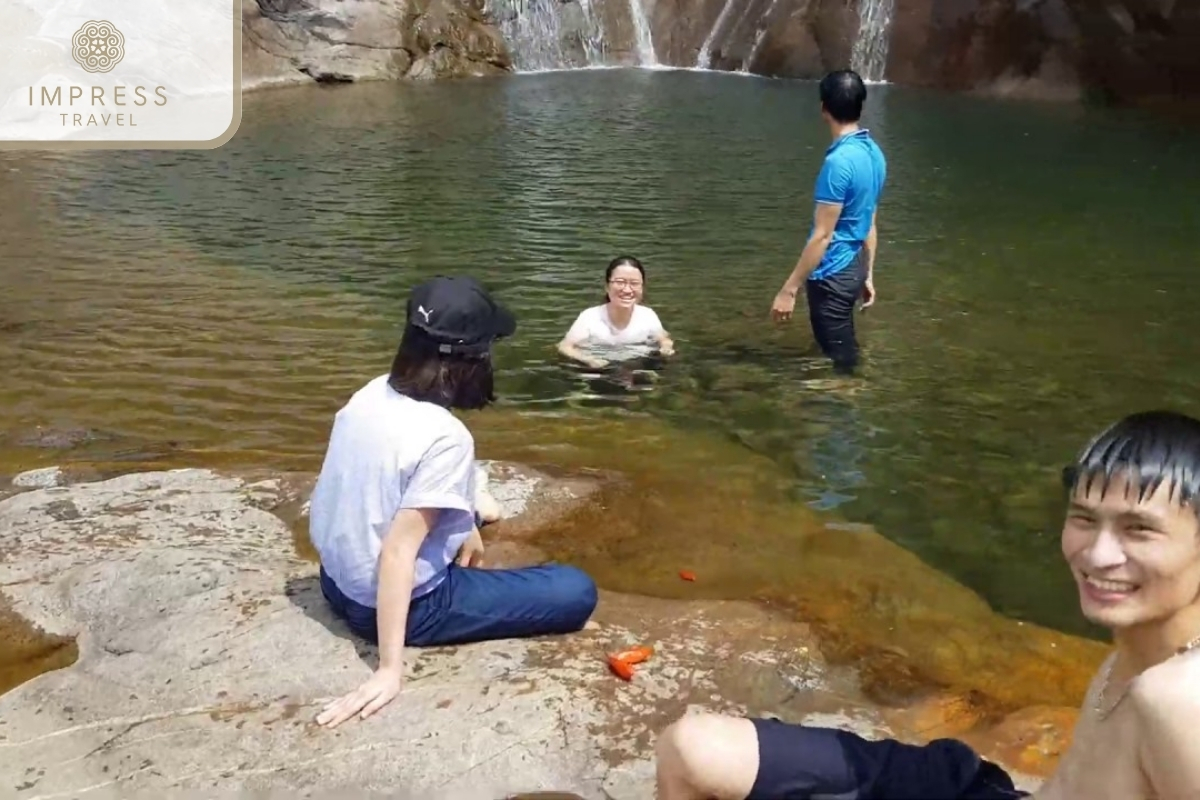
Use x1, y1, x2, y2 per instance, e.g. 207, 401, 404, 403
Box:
1, 71, 1199, 647
799, 391, 871, 512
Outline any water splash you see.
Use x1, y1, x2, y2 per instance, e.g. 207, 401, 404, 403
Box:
849, 0, 895, 82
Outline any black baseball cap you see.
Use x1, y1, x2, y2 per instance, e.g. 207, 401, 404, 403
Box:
405, 276, 517, 356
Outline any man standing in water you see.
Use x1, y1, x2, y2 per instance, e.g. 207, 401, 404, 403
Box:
771, 70, 887, 374
654, 409, 1200, 799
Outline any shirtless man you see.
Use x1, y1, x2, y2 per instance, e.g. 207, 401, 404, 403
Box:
655, 410, 1200, 799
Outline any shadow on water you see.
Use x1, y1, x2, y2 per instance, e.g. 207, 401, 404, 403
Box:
520, 355, 672, 409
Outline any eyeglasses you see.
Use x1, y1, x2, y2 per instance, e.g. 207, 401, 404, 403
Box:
609, 279, 643, 289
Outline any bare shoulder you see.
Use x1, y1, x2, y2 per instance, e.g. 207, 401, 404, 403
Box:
1129, 652, 1200, 799
1131, 651, 1200, 709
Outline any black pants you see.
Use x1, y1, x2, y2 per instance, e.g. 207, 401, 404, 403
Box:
806, 252, 868, 373
748, 719, 1029, 800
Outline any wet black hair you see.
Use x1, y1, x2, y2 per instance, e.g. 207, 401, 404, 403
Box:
603, 256, 645, 302
388, 325, 495, 410
1063, 410, 1200, 517
818, 70, 867, 124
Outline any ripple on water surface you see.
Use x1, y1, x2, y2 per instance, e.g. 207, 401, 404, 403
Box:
2, 71, 1199, 654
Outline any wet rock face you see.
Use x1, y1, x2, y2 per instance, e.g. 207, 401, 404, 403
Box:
646, 0, 857, 77
242, 0, 513, 88
1064, 0, 1200, 104
886, 0, 1084, 100
237, 0, 1197, 105
886, 0, 1200, 103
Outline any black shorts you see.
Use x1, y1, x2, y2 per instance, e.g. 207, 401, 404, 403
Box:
749, 719, 1031, 800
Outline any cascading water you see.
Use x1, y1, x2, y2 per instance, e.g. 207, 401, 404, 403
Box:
488, 0, 660, 70
849, 0, 895, 82
695, 0, 738, 69
626, 0, 658, 66
576, 0, 607, 64
696, 0, 783, 72
742, 0, 782, 73
486, 0, 608, 71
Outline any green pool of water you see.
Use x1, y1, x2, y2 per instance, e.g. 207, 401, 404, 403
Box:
2, 69, 1198, 641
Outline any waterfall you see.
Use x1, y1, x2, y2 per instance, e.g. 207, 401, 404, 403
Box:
487, 0, 608, 71
627, 0, 658, 66
849, 0, 895, 82
695, 0, 739, 69
577, 0, 607, 64
742, 0, 782, 72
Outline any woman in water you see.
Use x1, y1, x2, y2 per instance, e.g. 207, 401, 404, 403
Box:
557, 256, 675, 370
309, 275, 598, 729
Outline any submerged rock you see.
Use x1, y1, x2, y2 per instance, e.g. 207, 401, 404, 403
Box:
0, 466, 1055, 797
6, 426, 114, 450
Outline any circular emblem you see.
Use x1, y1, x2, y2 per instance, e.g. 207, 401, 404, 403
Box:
71, 20, 125, 74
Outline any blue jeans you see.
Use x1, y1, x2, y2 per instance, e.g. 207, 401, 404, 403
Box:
318, 563, 598, 647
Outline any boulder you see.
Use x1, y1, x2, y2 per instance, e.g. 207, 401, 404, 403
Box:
0, 466, 1051, 797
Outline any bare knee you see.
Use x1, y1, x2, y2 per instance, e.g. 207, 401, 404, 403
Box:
656, 713, 758, 800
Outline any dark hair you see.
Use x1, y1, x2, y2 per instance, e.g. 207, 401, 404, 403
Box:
387, 326, 495, 410
819, 70, 867, 124
1062, 410, 1200, 516
603, 256, 645, 301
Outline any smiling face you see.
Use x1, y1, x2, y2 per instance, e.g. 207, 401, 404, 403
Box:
1062, 472, 1200, 632
606, 265, 644, 309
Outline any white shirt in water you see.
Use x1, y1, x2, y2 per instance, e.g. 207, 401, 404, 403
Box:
308, 373, 476, 607
565, 304, 665, 360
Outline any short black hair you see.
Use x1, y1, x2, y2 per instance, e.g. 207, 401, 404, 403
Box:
1063, 410, 1200, 516
387, 326, 495, 410
819, 70, 867, 124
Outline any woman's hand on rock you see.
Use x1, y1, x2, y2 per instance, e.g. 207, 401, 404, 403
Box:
315, 666, 404, 728
456, 528, 485, 568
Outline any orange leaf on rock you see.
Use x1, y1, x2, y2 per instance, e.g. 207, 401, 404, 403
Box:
613, 645, 654, 665
607, 655, 636, 681
679, 570, 697, 582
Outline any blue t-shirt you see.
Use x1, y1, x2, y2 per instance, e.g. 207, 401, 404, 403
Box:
808, 129, 887, 281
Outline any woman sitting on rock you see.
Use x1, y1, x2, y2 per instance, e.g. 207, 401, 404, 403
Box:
557, 256, 675, 370
308, 275, 598, 728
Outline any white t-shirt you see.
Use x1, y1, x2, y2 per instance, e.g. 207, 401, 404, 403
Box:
308, 374, 476, 607
563, 304, 665, 359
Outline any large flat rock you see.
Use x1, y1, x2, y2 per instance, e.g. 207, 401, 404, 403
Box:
0, 466, 1045, 798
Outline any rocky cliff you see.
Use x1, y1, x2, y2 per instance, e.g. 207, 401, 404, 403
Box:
660, 0, 1199, 104
243, 0, 512, 88
887, 0, 1200, 103
241, 0, 1198, 108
